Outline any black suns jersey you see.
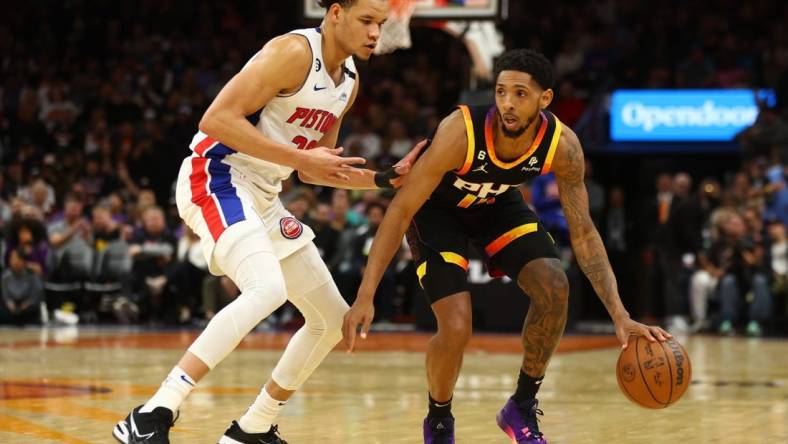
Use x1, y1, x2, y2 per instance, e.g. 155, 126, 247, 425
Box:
429, 104, 563, 209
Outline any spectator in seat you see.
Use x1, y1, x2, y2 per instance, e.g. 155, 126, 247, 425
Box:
48, 193, 92, 283
21, 178, 56, 219
0, 247, 44, 325
91, 203, 130, 280
130, 189, 158, 226
707, 212, 773, 336
5, 217, 48, 277
165, 225, 208, 325
128, 206, 176, 322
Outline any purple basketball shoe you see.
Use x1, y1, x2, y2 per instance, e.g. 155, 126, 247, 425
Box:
496, 398, 547, 443
423, 416, 454, 444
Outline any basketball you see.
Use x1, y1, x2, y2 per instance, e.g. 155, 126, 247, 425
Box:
616, 335, 692, 409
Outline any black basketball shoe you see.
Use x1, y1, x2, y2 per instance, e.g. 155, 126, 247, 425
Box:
218, 421, 289, 444
113, 405, 176, 444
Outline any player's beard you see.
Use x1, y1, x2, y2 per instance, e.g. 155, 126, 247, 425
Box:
500, 109, 540, 139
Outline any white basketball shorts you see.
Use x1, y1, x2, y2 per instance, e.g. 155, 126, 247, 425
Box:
175, 146, 314, 276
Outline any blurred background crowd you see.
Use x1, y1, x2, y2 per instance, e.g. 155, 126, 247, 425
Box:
1, 0, 787, 336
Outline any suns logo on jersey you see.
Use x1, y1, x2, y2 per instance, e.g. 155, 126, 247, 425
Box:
452, 177, 511, 198
286, 107, 338, 134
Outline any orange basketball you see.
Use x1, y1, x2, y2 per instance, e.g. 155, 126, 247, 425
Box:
616, 335, 692, 409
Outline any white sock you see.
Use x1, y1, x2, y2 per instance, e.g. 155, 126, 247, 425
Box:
140, 366, 196, 413
237, 387, 287, 433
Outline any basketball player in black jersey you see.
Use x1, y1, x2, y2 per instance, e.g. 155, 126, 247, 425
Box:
342, 49, 671, 443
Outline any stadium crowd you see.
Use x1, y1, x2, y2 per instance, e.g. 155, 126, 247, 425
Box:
1, 1, 787, 335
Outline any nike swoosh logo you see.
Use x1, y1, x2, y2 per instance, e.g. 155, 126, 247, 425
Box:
278, 402, 287, 406
180, 375, 195, 387
131, 413, 155, 440
313, 85, 327, 91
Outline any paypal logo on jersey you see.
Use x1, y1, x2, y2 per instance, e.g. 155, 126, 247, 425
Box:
610, 89, 774, 141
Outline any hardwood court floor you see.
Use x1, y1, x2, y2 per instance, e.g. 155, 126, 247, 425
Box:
1, 328, 787, 443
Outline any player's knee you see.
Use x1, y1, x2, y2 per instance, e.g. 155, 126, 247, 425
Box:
299, 283, 348, 342
519, 258, 569, 309
438, 317, 472, 347
323, 320, 344, 347
309, 304, 345, 345
238, 273, 288, 311
326, 300, 349, 341
552, 269, 570, 304
231, 248, 287, 306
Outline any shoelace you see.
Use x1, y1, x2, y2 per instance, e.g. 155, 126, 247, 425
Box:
266, 425, 287, 444
145, 408, 177, 434
517, 402, 544, 440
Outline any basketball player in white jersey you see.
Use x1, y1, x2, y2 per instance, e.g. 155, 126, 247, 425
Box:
111, 1, 414, 443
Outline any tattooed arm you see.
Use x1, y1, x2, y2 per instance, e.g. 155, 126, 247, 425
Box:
552, 127, 670, 346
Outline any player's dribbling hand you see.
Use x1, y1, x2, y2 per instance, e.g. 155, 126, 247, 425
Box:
614, 316, 672, 350
301, 147, 366, 181
342, 299, 375, 353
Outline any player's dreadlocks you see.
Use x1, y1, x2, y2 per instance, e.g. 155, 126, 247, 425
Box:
317, 0, 359, 9
493, 49, 555, 91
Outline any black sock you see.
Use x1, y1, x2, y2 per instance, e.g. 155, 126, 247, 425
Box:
428, 394, 453, 418
512, 369, 544, 403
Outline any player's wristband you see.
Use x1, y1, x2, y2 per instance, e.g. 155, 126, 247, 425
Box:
374, 168, 399, 189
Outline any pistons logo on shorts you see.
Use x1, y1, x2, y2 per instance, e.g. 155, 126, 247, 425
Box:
279, 217, 303, 239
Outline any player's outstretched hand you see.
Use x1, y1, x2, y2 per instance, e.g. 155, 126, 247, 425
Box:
614, 316, 672, 350
342, 298, 375, 354
392, 139, 429, 175
300, 146, 366, 181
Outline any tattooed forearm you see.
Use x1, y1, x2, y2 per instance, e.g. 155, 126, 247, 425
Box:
553, 128, 629, 321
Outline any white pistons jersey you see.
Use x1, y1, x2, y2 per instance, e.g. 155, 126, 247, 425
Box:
187, 27, 357, 205
178, 27, 356, 274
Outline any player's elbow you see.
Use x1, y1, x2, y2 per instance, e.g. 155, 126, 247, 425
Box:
198, 107, 229, 137
198, 111, 218, 136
